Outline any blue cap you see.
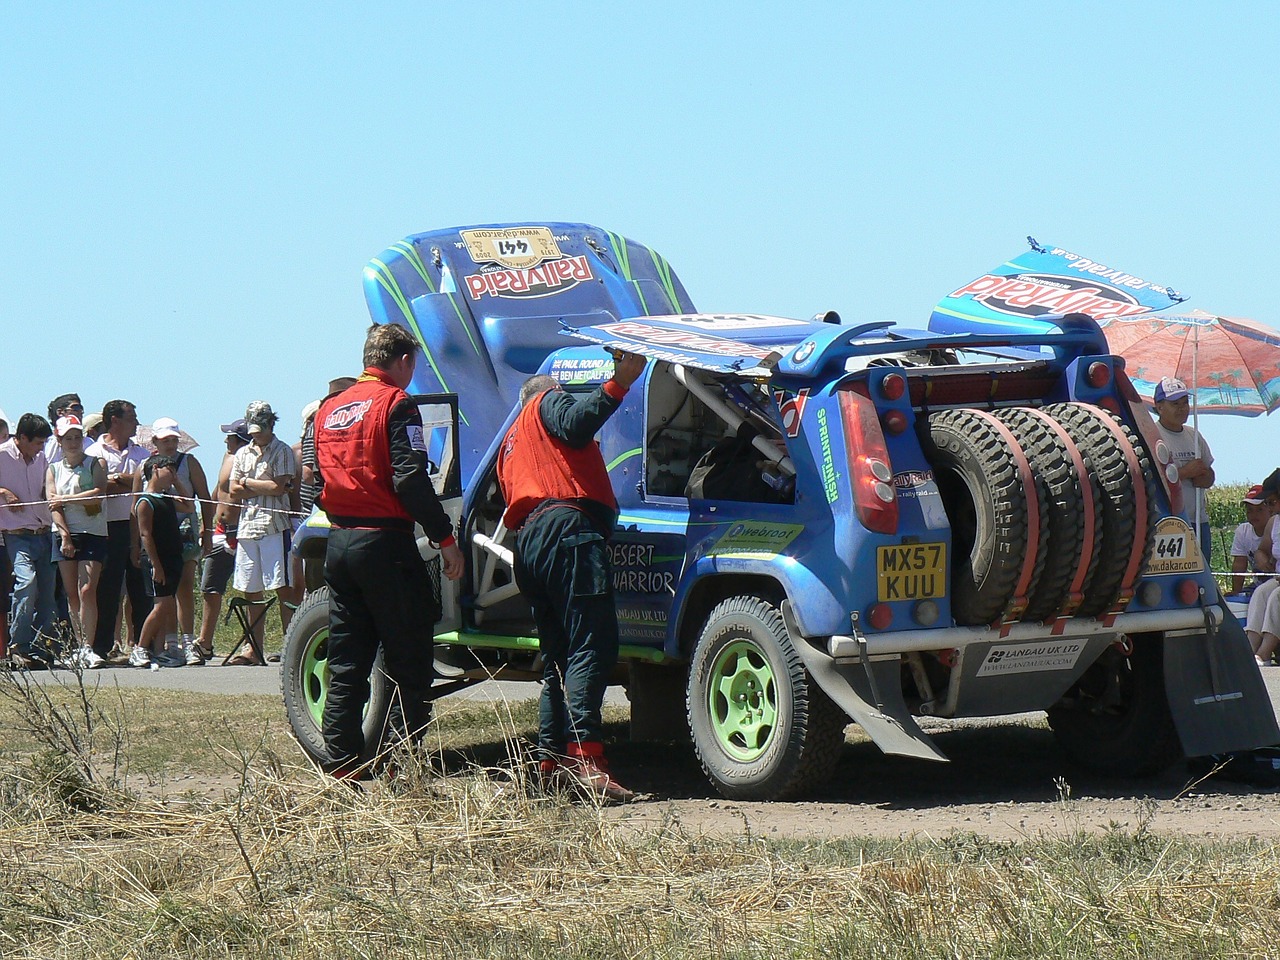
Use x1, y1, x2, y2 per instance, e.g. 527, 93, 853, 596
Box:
1154, 377, 1190, 403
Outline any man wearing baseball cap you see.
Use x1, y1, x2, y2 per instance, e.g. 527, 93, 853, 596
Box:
1153, 376, 1215, 556
1231, 485, 1272, 596
228, 401, 298, 662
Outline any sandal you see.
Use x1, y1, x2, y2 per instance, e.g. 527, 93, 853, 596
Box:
224, 654, 264, 667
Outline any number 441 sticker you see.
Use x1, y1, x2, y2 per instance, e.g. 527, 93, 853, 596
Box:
1147, 516, 1204, 574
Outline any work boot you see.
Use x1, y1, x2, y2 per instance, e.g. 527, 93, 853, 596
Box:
562, 741, 634, 804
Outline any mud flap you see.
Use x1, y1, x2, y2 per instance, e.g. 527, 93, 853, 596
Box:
783, 602, 947, 762
1163, 599, 1280, 757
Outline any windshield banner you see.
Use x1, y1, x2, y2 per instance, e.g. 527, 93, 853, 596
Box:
929, 238, 1186, 337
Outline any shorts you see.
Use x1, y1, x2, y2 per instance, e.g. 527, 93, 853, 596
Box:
143, 556, 183, 599
52, 532, 109, 564
200, 543, 236, 595
234, 530, 292, 593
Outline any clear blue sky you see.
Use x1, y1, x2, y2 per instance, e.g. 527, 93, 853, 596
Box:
2, 3, 1275, 482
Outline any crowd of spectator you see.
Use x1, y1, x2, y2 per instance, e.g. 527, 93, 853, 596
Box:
0, 392, 321, 669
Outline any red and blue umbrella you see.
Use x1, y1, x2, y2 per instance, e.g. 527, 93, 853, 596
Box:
1099, 309, 1280, 416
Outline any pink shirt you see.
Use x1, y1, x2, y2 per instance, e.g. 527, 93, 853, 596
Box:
0, 438, 52, 531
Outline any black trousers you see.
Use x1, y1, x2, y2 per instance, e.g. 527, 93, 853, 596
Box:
322, 527, 439, 767
93, 519, 153, 656
514, 507, 618, 757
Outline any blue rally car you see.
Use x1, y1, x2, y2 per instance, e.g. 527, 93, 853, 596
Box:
283, 223, 1278, 800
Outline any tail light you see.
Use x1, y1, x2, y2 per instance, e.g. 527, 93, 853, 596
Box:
1177, 578, 1201, 605
838, 388, 898, 534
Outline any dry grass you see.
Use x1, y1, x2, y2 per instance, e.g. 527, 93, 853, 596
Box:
2, 668, 1279, 958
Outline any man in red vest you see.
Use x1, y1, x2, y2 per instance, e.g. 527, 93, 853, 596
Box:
315, 323, 464, 776
497, 350, 645, 802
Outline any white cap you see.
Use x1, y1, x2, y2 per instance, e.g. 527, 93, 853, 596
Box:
301, 399, 321, 425
152, 416, 181, 440
55, 415, 84, 437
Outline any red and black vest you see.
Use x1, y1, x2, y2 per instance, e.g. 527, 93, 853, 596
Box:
316, 367, 412, 525
497, 390, 617, 529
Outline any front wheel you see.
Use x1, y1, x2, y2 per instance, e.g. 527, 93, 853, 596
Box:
281, 586, 391, 767
687, 595, 846, 800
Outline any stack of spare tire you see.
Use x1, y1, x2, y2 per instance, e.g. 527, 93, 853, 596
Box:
919, 403, 1159, 626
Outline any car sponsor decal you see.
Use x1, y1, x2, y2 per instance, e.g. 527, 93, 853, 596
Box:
457, 226, 594, 301
774, 387, 810, 438
948, 272, 1150, 322
608, 541, 678, 595
929, 241, 1184, 336
596, 321, 778, 360
322, 399, 372, 431
975, 639, 1086, 677
664, 314, 807, 331
460, 226, 563, 270
706, 521, 804, 559
465, 255, 594, 301
1146, 516, 1204, 574
816, 407, 839, 504
892, 469, 938, 500
548, 356, 613, 383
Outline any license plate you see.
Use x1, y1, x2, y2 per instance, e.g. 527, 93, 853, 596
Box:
876, 543, 946, 601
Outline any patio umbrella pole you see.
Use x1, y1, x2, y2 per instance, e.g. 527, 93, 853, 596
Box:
1193, 321, 1202, 552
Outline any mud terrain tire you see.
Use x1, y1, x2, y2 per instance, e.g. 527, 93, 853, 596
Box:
1042, 404, 1157, 618
281, 587, 392, 768
920, 409, 1046, 625
996, 408, 1103, 622
687, 596, 846, 800
1047, 636, 1183, 775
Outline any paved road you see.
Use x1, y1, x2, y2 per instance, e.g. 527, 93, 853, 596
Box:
13, 659, 611, 705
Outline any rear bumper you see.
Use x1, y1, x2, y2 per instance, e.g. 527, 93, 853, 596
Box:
834, 605, 1220, 658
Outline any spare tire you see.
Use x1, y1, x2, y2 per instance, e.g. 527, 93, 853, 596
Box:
919, 409, 1047, 625
996, 407, 1103, 622
1042, 404, 1158, 618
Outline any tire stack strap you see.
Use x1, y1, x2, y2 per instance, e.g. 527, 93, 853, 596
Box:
1019, 407, 1097, 632
1066, 402, 1150, 627
965, 409, 1041, 637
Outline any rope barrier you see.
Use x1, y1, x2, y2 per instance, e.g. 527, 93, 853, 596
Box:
0, 490, 309, 519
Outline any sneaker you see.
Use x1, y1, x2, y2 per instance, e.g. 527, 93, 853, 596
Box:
64, 647, 106, 670
184, 636, 205, 666
154, 647, 187, 668
127, 646, 153, 668
153, 635, 184, 668
561, 742, 635, 804
7, 650, 48, 671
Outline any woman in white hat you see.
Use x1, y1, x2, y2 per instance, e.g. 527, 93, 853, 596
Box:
46, 415, 108, 667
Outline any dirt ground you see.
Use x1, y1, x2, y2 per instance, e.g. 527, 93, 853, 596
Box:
605, 717, 1280, 842
135, 716, 1280, 842
96, 672, 1280, 843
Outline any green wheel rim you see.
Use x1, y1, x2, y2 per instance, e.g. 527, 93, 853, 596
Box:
707, 639, 778, 761
302, 627, 330, 730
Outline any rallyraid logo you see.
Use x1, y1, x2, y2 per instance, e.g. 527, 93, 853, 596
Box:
949, 273, 1150, 321
323, 399, 372, 431
465, 256, 595, 301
